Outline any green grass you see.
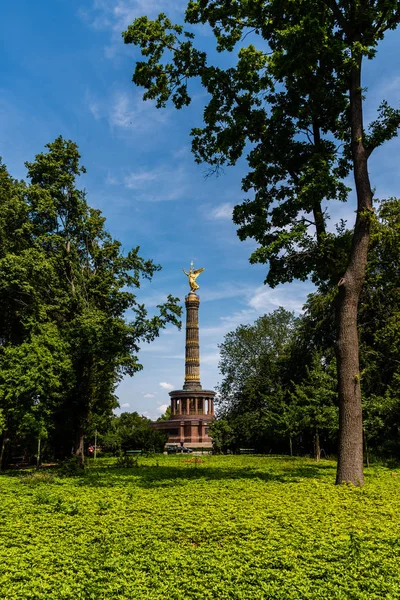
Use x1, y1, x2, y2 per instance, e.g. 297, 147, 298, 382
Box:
1, 455, 400, 599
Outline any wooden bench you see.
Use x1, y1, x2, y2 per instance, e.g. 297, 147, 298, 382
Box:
126, 450, 143, 457
10, 456, 30, 466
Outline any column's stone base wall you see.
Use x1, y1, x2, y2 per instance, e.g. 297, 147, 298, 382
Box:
152, 389, 216, 448
152, 417, 214, 448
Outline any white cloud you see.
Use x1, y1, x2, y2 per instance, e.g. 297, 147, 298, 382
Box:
88, 101, 101, 120
124, 168, 159, 189
85, 89, 169, 138
159, 381, 174, 390
109, 91, 168, 131
156, 403, 169, 414
79, 0, 186, 58
109, 92, 134, 129
143, 393, 155, 398
125, 166, 187, 201
209, 203, 234, 220
120, 402, 130, 408
201, 352, 220, 365
248, 281, 315, 314
201, 284, 252, 303
200, 281, 315, 341
112, 163, 189, 202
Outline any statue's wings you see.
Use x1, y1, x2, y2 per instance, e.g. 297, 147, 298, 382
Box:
193, 268, 205, 276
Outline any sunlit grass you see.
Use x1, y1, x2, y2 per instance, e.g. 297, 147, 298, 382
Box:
0, 455, 399, 599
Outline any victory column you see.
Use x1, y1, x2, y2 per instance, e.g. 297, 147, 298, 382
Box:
152, 262, 215, 449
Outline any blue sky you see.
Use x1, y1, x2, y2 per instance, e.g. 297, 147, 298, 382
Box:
1, 1, 399, 419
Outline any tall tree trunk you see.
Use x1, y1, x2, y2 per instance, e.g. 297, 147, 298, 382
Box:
314, 431, 321, 462
74, 428, 85, 466
289, 435, 293, 457
363, 429, 370, 468
0, 434, 8, 471
335, 53, 372, 486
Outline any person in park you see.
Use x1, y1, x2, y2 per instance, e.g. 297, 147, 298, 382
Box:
88, 445, 94, 459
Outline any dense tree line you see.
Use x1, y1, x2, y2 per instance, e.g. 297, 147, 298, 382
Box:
124, 0, 400, 484
0, 138, 181, 468
99, 412, 168, 455
211, 199, 400, 461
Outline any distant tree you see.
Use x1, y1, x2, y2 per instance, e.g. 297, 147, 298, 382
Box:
124, 0, 400, 484
101, 412, 168, 453
359, 199, 400, 458
216, 308, 301, 453
209, 418, 235, 454
157, 405, 172, 421
290, 354, 338, 461
217, 308, 298, 415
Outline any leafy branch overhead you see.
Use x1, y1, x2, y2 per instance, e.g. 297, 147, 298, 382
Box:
123, 1, 400, 287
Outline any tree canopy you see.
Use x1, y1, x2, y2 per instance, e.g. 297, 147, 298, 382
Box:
0, 137, 181, 467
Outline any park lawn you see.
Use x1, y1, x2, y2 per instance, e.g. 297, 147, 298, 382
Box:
0, 456, 399, 600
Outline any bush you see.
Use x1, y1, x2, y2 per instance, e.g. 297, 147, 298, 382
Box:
115, 452, 139, 469
19, 472, 55, 486
57, 456, 85, 476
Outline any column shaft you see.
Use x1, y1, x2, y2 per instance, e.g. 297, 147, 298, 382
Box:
184, 293, 202, 391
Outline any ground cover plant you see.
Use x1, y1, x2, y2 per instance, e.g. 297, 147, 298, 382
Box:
1, 456, 399, 600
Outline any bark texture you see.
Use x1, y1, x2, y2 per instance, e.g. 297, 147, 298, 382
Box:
74, 429, 85, 465
314, 432, 321, 462
335, 53, 372, 485
0, 434, 8, 471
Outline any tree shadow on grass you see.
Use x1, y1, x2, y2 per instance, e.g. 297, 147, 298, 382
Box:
73, 459, 337, 490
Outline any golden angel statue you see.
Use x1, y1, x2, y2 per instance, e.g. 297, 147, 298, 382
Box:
183, 261, 205, 293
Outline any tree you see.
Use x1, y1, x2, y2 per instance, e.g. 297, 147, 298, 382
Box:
216, 308, 301, 453
358, 198, 400, 458
301, 198, 400, 459
0, 159, 70, 467
101, 412, 168, 454
290, 354, 338, 461
0, 138, 181, 466
209, 418, 235, 454
157, 405, 172, 421
217, 308, 298, 412
123, 1, 400, 484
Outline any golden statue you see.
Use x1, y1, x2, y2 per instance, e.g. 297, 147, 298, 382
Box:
183, 261, 205, 293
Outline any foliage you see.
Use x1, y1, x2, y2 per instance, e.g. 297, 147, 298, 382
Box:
217, 308, 298, 413
115, 452, 139, 469
215, 199, 400, 457
156, 405, 171, 421
299, 198, 400, 458
123, 1, 400, 285
1, 456, 400, 599
290, 353, 338, 459
208, 418, 235, 454
100, 412, 168, 454
57, 456, 86, 477
215, 308, 332, 455
0, 139, 181, 467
